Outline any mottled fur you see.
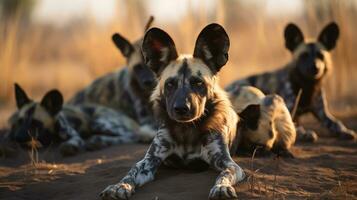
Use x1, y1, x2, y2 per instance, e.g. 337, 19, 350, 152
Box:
230, 86, 296, 157
8, 84, 153, 156
226, 22, 356, 141
69, 16, 157, 127
100, 24, 245, 200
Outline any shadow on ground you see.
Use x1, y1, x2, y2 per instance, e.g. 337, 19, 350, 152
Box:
0, 115, 356, 200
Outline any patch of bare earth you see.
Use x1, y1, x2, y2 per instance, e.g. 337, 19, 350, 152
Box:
0, 115, 356, 200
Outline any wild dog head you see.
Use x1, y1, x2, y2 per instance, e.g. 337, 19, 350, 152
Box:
8, 84, 63, 147
112, 16, 157, 90
144, 23, 229, 122
239, 95, 286, 150
284, 22, 339, 80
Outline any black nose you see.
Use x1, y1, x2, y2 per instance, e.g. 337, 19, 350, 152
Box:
174, 103, 190, 115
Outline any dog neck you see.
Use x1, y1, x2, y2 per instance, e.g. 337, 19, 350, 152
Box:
288, 63, 324, 108
155, 89, 235, 146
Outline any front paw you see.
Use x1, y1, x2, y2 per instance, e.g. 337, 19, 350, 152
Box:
59, 142, 79, 156
296, 127, 318, 143
339, 129, 356, 141
100, 183, 134, 200
277, 149, 295, 158
209, 184, 238, 200
85, 135, 107, 150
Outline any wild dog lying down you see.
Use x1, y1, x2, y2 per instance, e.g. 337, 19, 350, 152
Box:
100, 24, 245, 200
69, 16, 157, 129
6, 84, 153, 156
226, 22, 356, 141
230, 86, 296, 158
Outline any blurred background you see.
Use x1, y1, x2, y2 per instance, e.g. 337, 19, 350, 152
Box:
0, 0, 356, 127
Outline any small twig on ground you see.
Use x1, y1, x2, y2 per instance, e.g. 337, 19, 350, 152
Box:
250, 146, 260, 195
27, 131, 42, 167
291, 89, 302, 120
144, 16, 154, 32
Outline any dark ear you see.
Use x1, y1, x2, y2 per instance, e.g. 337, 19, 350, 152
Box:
318, 22, 339, 51
112, 33, 134, 58
284, 23, 304, 52
142, 27, 178, 76
193, 23, 230, 74
14, 83, 31, 109
239, 104, 261, 130
41, 90, 63, 116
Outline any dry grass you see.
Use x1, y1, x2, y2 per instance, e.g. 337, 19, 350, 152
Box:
0, 0, 357, 126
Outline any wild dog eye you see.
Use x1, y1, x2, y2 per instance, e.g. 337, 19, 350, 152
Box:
165, 78, 176, 91
190, 78, 204, 88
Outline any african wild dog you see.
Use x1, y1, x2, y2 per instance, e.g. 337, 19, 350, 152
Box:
7, 84, 153, 156
231, 86, 296, 158
69, 16, 157, 130
226, 22, 356, 141
100, 24, 245, 200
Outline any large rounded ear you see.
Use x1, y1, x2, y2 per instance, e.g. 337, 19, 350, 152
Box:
14, 83, 31, 109
193, 23, 229, 74
112, 33, 134, 58
40, 90, 63, 116
318, 22, 339, 51
142, 27, 178, 76
239, 104, 261, 130
284, 23, 304, 52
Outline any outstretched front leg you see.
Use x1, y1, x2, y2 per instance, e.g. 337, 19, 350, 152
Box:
56, 114, 85, 156
202, 133, 245, 200
86, 113, 139, 150
312, 90, 356, 140
100, 128, 173, 200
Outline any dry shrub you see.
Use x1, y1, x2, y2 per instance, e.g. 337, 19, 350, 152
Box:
0, 0, 356, 125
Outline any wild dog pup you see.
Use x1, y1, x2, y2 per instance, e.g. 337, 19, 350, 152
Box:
230, 86, 296, 157
226, 22, 356, 141
7, 84, 152, 156
69, 16, 157, 129
100, 24, 245, 200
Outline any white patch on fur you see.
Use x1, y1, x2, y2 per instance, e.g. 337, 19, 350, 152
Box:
134, 159, 155, 186
200, 139, 222, 163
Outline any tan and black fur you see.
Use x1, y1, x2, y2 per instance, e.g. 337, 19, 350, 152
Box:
7, 84, 153, 156
69, 16, 157, 127
231, 86, 296, 158
100, 24, 245, 200
226, 22, 356, 141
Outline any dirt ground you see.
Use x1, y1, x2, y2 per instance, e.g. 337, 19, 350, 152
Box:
0, 114, 356, 200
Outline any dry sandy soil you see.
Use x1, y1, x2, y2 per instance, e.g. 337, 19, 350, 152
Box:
0, 115, 356, 200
